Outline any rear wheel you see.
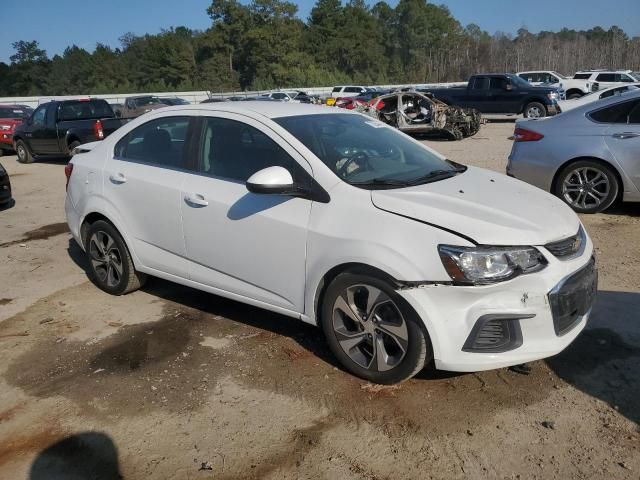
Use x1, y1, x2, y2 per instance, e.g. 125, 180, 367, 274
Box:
85, 220, 146, 295
321, 273, 430, 384
567, 92, 583, 100
524, 102, 546, 119
554, 160, 619, 213
68, 140, 81, 157
15, 140, 33, 164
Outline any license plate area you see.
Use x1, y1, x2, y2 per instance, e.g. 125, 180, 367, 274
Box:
548, 258, 598, 336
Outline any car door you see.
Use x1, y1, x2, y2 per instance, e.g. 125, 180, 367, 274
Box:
595, 73, 617, 90
603, 99, 640, 190
22, 104, 48, 154
180, 113, 312, 313
466, 76, 492, 111
104, 114, 197, 278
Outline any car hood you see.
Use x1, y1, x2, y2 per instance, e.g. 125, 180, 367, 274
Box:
370, 166, 580, 245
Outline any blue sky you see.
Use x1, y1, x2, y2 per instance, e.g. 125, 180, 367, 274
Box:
1, 0, 639, 62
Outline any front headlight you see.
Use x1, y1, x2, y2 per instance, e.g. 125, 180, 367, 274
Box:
547, 92, 558, 100
0, 125, 11, 131
438, 245, 547, 284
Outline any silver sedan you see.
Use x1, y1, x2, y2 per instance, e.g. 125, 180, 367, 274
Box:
507, 90, 640, 213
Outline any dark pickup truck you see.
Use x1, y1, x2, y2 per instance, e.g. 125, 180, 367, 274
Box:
423, 74, 561, 118
13, 99, 125, 163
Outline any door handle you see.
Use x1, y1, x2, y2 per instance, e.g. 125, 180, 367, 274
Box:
185, 193, 209, 207
109, 172, 127, 184
612, 132, 640, 139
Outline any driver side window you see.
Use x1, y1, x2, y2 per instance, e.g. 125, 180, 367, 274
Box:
198, 117, 304, 183
32, 105, 47, 126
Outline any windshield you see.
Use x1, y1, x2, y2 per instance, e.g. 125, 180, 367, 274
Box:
632, 72, 640, 81
274, 113, 464, 188
0, 106, 33, 119
552, 71, 567, 80
134, 97, 162, 107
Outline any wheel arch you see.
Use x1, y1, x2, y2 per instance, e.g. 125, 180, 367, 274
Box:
551, 156, 624, 202
521, 97, 547, 114
313, 262, 426, 327
565, 89, 584, 98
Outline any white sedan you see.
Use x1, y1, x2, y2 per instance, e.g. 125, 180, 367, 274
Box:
65, 102, 596, 384
558, 83, 640, 111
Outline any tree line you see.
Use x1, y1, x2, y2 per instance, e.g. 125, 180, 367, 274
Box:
1, 0, 639, 97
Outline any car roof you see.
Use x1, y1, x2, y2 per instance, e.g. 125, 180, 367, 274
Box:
159, 102, 353, 119
576, 70, 632, 74
567, 88, 640, 115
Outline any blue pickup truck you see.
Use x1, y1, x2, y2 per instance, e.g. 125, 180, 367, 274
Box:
423, 74, 561, 118
12, 99, 126, 163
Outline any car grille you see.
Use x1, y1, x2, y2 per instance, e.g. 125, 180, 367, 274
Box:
545, 227, 585, 259
548, 258, 597, 336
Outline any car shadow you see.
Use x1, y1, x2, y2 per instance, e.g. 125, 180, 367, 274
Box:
227, 193, 290, 220
66, 238, 343, 371
603, 202, 640, 217
545, 290, 640, 425
29, 432, 122, 480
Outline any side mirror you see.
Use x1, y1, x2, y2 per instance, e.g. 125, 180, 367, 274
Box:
246, 166, 295, 195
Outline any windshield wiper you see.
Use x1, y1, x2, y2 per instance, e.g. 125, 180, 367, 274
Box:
350, 178, 411, 188
405, 168, 464, 186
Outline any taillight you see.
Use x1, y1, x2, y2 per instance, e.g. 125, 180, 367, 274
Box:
513, 127, 544, 142
94, 120, 104, 140
64, 162, 74, 190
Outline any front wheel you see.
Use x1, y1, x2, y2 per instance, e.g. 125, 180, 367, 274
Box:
554, 160, 619, 213
15, 140, 33, 164
321, 273, 430, 384
524, 102, 547, 119
85, 220, 146, 295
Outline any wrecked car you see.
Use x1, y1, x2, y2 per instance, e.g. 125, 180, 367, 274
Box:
364, 91, 482, 140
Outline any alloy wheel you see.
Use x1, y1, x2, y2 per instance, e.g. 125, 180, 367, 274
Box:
88, 231, 124, 288
561, 167, 610, 210
527, 106, 543, 118
17, 145, 26, 162
332, 284, 408, 372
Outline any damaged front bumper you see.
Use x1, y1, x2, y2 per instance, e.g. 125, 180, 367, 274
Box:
396, 240, 595, 372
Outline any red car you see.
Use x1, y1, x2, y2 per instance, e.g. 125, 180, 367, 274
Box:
0, 104, 33, 156
334, 97, 368, 110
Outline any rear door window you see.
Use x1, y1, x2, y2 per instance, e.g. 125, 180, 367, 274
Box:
595, 73, 616, 82
471, 77, 490, 90
589, 100, 639, 124
573, 73, 591, 79
114, 116, 193, 170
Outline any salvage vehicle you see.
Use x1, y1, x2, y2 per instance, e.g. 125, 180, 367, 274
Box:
508, 90, 640, 213
425, 73, 561, 118
66, 102, 596, 384
0, 104, 33, 156
12, 99, 125, 164
559, 70, 640, 99
365, 91, 481, 140
557, 83, 640, 112
121, 95, 167, 118
0, 161, 12, 207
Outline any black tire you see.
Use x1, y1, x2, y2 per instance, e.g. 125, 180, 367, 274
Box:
320, 273, 430, 384
68, 140, 81, 157
554, 160, 619, 214
567, 92, 582, 100
85, 220, 146, 295
15, 140, 33, 164
524, 101, 547, 119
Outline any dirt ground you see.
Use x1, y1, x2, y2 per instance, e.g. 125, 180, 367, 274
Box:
0, 122, 639, 480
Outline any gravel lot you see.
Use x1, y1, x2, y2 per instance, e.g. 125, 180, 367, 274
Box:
0, 121, 639, 479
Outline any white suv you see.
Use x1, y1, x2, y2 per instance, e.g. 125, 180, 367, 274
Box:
331, 86, 368, 98
560, 70, 639, 99
65, 102, 596, 384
